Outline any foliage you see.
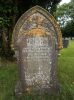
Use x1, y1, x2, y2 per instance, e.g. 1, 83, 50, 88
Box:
62, 21, 74, 38
0, 0, 18, 58
16, 0, 61, 16
55, 3, 74, 27
55, 1, 74, 38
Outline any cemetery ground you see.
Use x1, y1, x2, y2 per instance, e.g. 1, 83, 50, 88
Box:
0, 40, 74, 100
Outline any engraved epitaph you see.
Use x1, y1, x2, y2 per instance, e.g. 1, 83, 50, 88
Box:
13, 6, 60, 94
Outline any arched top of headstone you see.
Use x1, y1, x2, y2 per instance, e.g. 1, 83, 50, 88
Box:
13, 5, 62, 49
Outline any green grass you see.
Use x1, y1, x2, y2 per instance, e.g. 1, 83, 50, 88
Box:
0, 40, 74, 100
0, 61, 18, 100
57, 40, 74, 100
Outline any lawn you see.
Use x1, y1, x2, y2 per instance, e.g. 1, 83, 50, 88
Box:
0, 40, 74, 100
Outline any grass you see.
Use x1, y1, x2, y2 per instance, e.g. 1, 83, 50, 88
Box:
0, 61, 18, 100
57, 40, 74, 100
0, 40, 74, 100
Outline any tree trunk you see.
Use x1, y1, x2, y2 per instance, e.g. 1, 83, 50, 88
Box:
71, 37, 72, 40
2, 28, 7, 50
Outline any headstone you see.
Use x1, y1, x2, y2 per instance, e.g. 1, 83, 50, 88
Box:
63, 38, 69, 48
13, 6, 62, 95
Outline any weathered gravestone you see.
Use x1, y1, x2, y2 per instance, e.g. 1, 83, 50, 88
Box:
13, 6, 62, 95
63, 38, 69, 48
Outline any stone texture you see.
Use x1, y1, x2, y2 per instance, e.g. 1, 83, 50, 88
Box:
13, 6, 61, 94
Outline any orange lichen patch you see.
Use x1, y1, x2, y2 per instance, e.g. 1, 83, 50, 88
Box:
28, 28, 46, 36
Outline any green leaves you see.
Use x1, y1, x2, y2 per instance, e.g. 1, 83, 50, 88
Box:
55, 1, 74, 38
55, 1, 74, 26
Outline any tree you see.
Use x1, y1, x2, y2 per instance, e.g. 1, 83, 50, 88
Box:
62, 21, 74, 39
55, 0, 74, 38
0, 0, 18, 58
55, 4, 70, 27
16, 0, 61, 17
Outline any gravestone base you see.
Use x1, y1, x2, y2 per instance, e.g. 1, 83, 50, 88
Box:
15, 81, 23, 96
15, 80, 60, 96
